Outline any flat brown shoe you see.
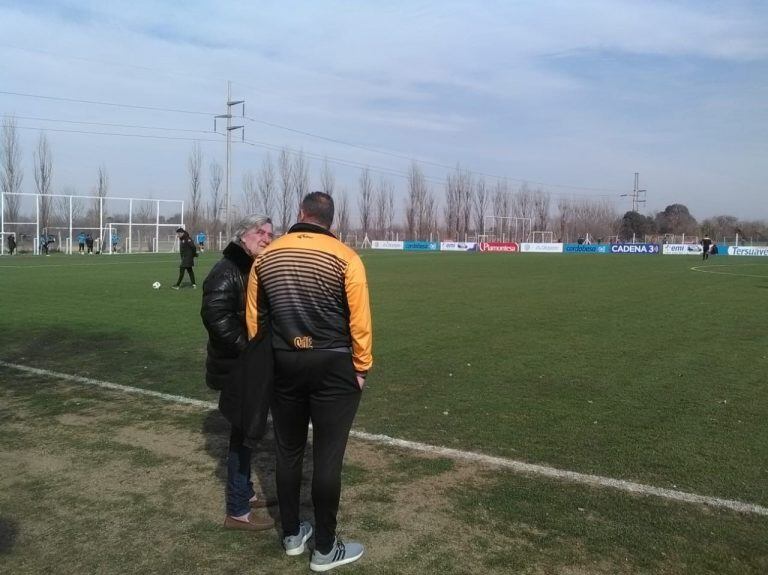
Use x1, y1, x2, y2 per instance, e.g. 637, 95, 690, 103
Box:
249, 496, 278, 509
223, 513, 274, 531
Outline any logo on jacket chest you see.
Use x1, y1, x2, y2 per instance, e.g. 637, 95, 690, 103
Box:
293, 336, 314, 349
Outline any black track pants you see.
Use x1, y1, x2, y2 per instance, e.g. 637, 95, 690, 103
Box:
175, 266, 196, 286
271, 350, 361, 554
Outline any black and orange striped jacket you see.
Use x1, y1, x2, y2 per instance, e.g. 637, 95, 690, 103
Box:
245, 222, 373, 373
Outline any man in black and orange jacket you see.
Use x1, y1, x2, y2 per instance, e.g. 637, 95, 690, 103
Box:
246, 191, 372, 568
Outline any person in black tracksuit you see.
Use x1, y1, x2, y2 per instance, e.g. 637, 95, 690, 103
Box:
7, 234, 16, 255
246, 192, 373, 571
172, 228, 198, 289
201, 214, 276, 531
701, 235, 713, 260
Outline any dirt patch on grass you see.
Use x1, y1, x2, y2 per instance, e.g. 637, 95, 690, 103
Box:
2, 374, 766, 575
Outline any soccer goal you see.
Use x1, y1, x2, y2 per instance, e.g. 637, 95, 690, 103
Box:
531, 230, 554, 243
1, 191, 183, 255
482, 216, 532, 243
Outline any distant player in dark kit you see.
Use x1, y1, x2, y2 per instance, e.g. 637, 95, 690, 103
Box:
701, 235, 712, 260
172, 228, 198, 289
85, 233, 94, 254
7, 234, 16, 255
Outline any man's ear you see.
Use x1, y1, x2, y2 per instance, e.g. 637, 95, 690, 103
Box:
298, 209, 306, 222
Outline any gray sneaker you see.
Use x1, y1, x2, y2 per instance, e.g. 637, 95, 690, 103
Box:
310, 539, 364, 572
283, 521, 313, 556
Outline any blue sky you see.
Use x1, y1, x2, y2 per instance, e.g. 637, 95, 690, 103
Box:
1, 0, 766, 220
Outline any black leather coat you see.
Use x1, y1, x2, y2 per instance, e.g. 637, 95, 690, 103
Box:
200, 242, 253, 390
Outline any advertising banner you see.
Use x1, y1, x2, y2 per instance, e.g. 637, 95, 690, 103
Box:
478, 242, 519, 253
609, 243, 660, 255
662, 244, 703, 255
440, 242, 477, 252
728, 246, 768, 257
520, 243, 563, 253
403, 241, 439, 251
371, 240, 404, 250
564, 244, 608, 254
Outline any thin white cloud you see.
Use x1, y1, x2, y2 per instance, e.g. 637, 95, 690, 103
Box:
0, 0, 766, 218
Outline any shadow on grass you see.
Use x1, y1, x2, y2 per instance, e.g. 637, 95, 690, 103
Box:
0, 325, 193, 394
200, 409, 318, 530
0, 517, 19, 554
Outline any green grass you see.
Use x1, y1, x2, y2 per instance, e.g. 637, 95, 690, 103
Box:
1, 250, 767, 511
2, 373, 766, 574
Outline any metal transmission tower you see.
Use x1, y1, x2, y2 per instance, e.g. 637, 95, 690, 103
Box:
215, 81, 244, 241
621, 172, 647, 212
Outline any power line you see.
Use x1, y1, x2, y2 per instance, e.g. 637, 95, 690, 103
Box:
243, 114, 621, 194
2, 89, 622, 195
11, 115, 217, 134
14, 124, 222, 143
242, 139, 449, 187
0, 90, 213, 116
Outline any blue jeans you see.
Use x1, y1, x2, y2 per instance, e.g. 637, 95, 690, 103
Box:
226, 426, 254, 517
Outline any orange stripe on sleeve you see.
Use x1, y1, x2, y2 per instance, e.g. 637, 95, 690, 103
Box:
245, 260, 260, 340
345, 253, 373, 372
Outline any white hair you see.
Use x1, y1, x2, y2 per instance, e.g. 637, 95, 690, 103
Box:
232, 214, 272, 242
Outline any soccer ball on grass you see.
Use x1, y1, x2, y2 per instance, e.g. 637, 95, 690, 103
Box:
152, 281, 162, 290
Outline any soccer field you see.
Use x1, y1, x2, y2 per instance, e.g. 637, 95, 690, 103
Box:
1, 251, 767, 573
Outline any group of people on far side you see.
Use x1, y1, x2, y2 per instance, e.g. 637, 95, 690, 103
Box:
199, 191, 373, 572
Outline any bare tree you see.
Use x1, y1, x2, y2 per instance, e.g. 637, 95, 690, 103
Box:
93, 165, 109, 228
357, 167, 373, 236
444, 165, 472, 239
491, 180, 511, 238
406, 161, 430, 240
278, 148, 293, 233
556, 197, 572, 242
242, 170, 258, 214
292, 150, 310, 218
256, 154, 275, 218
208, 159, 223, 243
514, 182, 535, 220
135, 197, 154, 224
1, 116, 23, 223
472, 177, 489, 236
320, 157, 335, 196
423, 191, 438, 240
374, 176, 395, 239
532, 188, 551, 232
384, 180, 395, 236
33, 132, 54, 232
55, 187, 86, 230
187, 143, 203, 232
444, 172, 458, 239
336, 189, 350, 240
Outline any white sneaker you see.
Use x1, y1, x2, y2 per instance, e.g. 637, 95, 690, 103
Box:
283, 521, 313, 556
310, 539, 364, 572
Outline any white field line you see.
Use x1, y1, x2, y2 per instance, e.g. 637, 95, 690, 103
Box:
2, 359, 767, 518
0, 259, 179, 270
690, 264, 768, 279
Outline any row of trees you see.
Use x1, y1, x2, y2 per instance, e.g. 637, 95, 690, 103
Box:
4, 115, 766, 245
620, 203, 768, 243
2, 117, 110, 231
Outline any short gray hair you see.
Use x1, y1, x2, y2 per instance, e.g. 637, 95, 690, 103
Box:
232, 214, 272, 242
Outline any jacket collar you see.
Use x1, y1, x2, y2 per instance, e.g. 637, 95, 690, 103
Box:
287, 222, 337, 239
223, 241, 254, 274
